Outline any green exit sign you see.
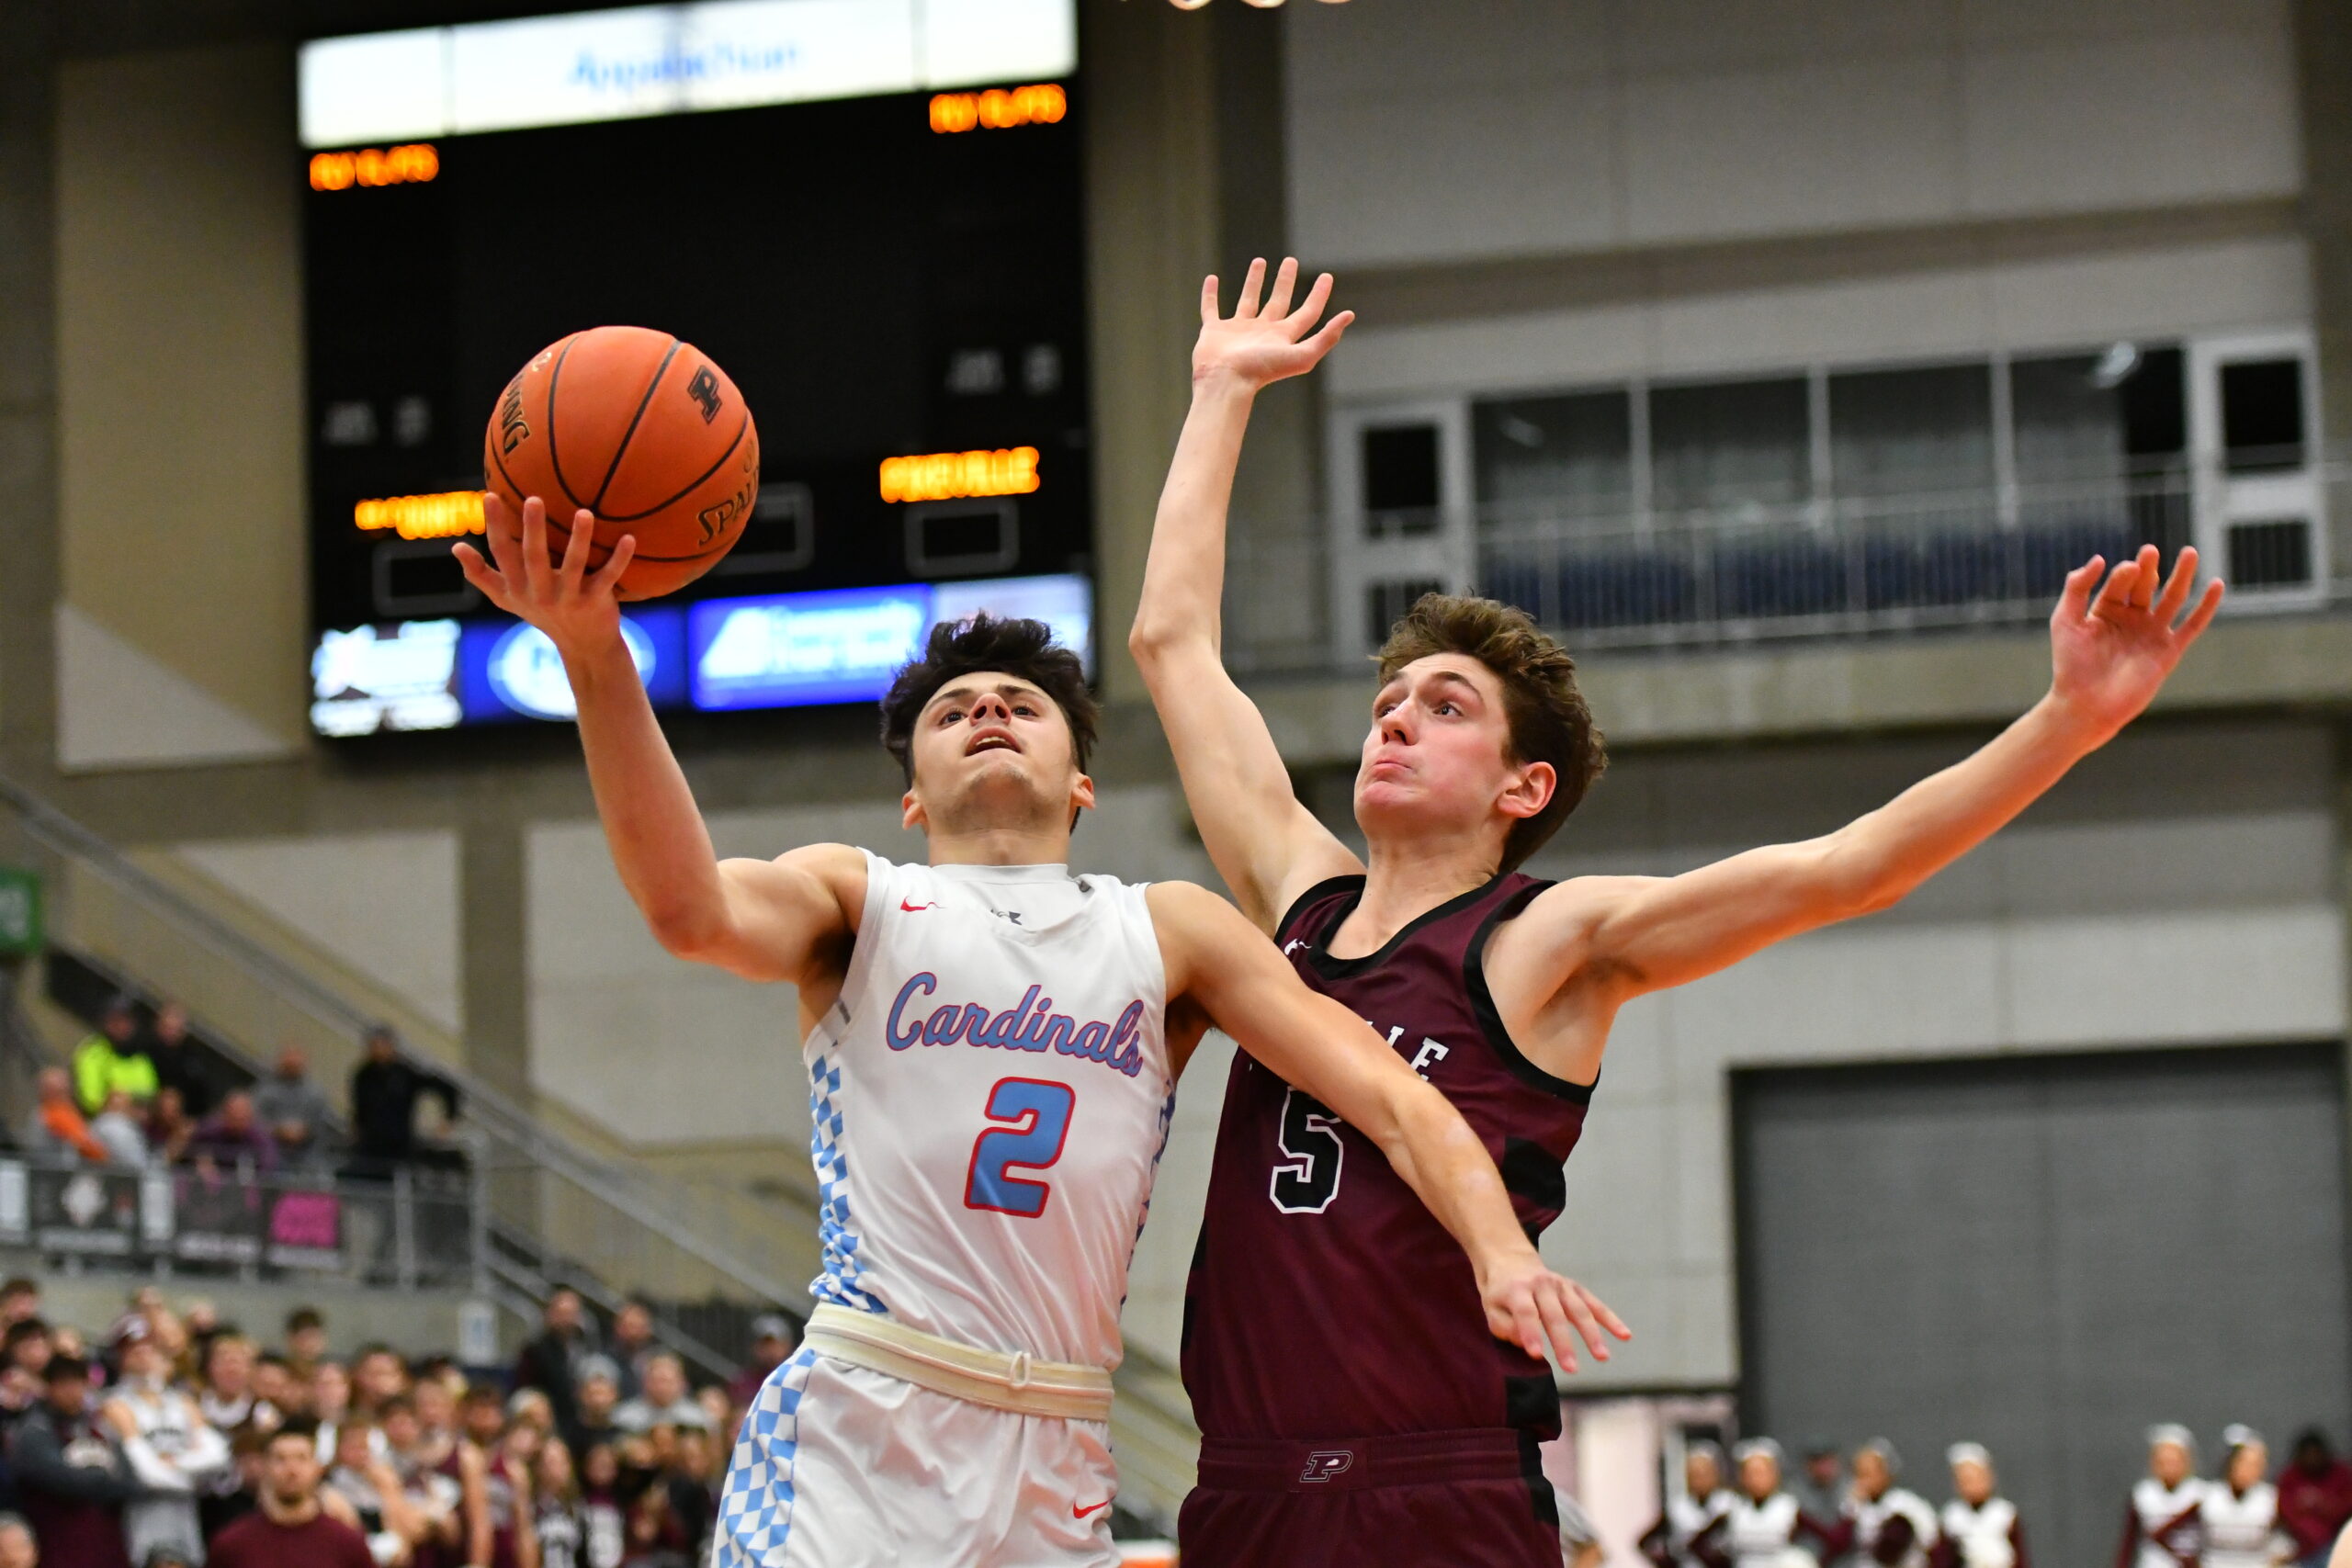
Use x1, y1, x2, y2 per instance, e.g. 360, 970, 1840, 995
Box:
0, 869, 43, 958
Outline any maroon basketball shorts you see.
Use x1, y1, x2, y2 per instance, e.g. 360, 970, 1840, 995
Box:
1179, 1428, 1563, 1568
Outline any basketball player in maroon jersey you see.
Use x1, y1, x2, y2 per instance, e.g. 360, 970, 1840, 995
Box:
1129, 257, 2225, 1568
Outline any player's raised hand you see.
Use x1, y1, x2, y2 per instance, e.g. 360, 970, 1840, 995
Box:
2047, 545, 2223, 740
1193, 256, 1354, 394
454, 493, 639, 656
1478, 1251, 1631, 1374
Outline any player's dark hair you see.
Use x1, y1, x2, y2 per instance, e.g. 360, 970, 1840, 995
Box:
879, 615, 1098, 788
1374, 593, 1608, 874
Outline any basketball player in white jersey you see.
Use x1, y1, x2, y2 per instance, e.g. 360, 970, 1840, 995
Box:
1937, 1444, 2028, 1568
1722, 1439, 1841, 1568
2204, 1427, 2293, 1568
2121, 1426, 2207, 1568
1644, 1442, 1736, 1568
1840, 1439, 1940, 1568
452, 498, 1616, 1568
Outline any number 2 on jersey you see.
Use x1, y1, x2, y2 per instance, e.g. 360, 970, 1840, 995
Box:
965, 1077, 1075, 1218
1270, 1086, 1345, 1213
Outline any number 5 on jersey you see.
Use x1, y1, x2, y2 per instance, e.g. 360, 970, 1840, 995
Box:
965, 1077, 1075, 1218
1271, 1087, 1344, 1213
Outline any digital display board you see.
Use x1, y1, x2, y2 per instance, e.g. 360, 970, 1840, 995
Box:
311, 572, 1091, 737
301, 0, 1088, 739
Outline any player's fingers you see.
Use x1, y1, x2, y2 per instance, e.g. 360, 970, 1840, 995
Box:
1263, 255, 1299, 321
2154, 546, 2199, 622
1583, 1282, 1634, 1342
2178, 577, 2226, 641
2092, 558, 2140, 618
518, 496, 552, 593
449, 543, 509, 608
1509, 1292, 1555, 1367
588, 534, 638, 598
557, 508, 597, 590
482, 501, 526, 582
1200, 274, 1220, 324
1299, 310, 1354, 360
1538, 1283, 1599, 1368
1235, 256, 1267, 319
2053, 557, 2101, 624
1286, 271, 1334, 335
2128, 543, 2160, 608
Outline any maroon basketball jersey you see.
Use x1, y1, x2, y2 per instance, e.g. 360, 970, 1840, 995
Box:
1182, 872, 1592, 1442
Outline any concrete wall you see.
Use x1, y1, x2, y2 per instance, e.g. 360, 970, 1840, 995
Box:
1285, 0, 2301, 270
52, 43, 307, 770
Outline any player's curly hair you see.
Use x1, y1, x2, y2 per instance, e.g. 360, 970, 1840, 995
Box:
1374, 593, 1608, 874
880, 614, 1099, 786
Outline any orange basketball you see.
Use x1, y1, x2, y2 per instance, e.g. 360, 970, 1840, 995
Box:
481, 326, 760, 600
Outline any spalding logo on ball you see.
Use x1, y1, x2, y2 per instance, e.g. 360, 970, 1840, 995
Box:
482, 324, 759, 600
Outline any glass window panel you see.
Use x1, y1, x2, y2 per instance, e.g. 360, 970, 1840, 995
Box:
2010, 346, 2186, 485
1647, 378, 1810, 515
1360, 424, 1440, 538
1826, 363, 1993, 502
1471, 391, 1632, 530
2221, 359, 2307, 473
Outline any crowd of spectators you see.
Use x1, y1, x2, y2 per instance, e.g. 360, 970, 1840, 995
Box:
0, 1277, 793, 1567
21, 999, 460, 1182
1638, 1427, 2352, 1568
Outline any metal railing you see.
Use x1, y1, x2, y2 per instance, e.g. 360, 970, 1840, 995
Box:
1227, 461, 2352, 673
0, 776, 1204, 1527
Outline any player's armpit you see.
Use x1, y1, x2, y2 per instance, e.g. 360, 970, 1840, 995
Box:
662, 842, 865, 985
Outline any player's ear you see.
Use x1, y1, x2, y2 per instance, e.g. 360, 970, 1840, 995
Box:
1498, 760, 1555, 822
900, 787, 927, 834
1069, 772, 1097, 817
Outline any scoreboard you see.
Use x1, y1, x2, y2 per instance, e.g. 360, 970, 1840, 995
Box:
299, 0, 1090, 737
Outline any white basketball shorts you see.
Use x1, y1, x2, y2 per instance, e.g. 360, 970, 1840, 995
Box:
711, 1346, 1124, 1568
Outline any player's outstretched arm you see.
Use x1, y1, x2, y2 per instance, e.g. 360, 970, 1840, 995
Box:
455, 495, 861, 984
1128, 258, 1361, 931
1150, 879, 1632, 1371
1524, 548, 2222, 1049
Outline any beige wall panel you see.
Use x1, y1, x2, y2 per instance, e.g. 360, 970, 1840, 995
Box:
1285, 0, 2299, 268
1328, 237, 2311, 402
171, 829, 463, 1036
1960, 30, 2303, 216
56, 603, 290, 769
55, 43, 307, 764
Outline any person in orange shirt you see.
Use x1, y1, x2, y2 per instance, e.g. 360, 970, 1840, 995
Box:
27, 1066, 107, 1163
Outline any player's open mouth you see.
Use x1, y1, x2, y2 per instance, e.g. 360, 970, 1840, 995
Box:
967, 730, 1021, 756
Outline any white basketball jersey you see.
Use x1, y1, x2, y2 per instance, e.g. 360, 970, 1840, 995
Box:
804, 854, 1176, 1371
1940, 1497, 2020, 1568
2200, 1481, 2284, 1568
2133, 1478, 2205, 1568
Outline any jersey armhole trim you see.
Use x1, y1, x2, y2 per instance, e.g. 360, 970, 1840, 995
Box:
1274, 874, 1366, 946
826, 849, 894, 1035
1464, 881, 1597, 1104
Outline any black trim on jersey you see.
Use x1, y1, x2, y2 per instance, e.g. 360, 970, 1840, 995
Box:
1464, 881, 1597, 1103
1298, 874, 1513, 982
1274, 874, 1368, 948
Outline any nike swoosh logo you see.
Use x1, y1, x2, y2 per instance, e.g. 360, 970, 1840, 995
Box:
1073, 1500, 1111, 1519
900, 899, 935, 912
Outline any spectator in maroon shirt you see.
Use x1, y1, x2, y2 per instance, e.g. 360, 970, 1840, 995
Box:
11, 1354, 136, 1568
2281, 1430, 2352, 1567
184, 1091, 279, 1176
207, 1420, 373, 1568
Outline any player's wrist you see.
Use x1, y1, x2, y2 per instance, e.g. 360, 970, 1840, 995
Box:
1190, 365, 1263, 402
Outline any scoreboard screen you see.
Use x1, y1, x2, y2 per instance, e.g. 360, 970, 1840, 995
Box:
299, 0, 1089, 738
